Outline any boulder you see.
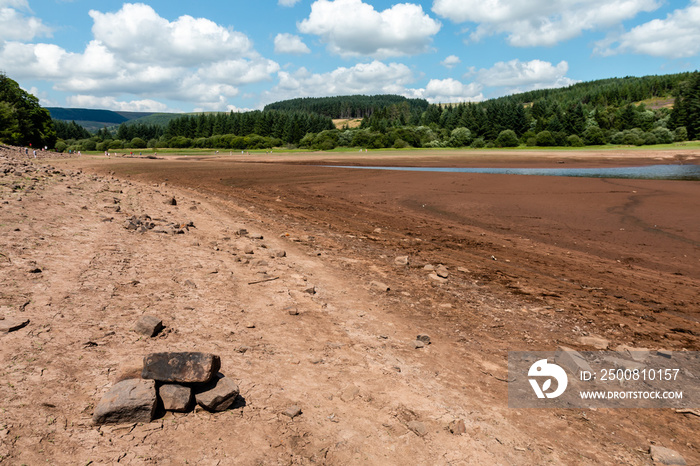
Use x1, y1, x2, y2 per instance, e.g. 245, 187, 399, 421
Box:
649, 446, 686, 465
93, 379, 157, 425
159, 384, 193, 412
0, 318, 30, 333
142, 352, 220, 384
195, 374, 240, 412
134, 315, 164, 337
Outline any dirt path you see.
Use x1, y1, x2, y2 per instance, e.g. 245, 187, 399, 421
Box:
1, 147, 699, 464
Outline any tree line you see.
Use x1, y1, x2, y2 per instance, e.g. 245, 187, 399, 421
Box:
0, 73, 56, 148
48, 70, 700, 152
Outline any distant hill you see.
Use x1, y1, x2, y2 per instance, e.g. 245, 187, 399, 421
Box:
48, 107, 201, 131
264, 94, 429, 119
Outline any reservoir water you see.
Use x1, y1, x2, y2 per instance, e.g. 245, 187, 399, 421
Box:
325, 164, 700, 181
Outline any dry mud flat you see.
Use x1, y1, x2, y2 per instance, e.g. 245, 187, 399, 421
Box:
1, 146, 699, 464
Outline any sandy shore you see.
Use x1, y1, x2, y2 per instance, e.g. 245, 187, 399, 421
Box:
1, 146, 699, 464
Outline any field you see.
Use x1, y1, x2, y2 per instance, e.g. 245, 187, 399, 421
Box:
2, 146, 699, 464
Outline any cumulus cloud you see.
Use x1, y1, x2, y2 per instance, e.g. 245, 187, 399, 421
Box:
0, 0, 51, 42
298, 0, 441, 58
475, 59, 579, 94
416, 78, 483, 103
89, 3, 253, 67
66, 95, 174, 113
432, 0, 660, 47
274, 33, 311, 55
0, 3, 280, 111
440, 55, 461, 69
595, 0, 700, 58
265, 60, 416, 103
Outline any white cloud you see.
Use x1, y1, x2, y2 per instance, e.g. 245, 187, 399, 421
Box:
475, 59, 579, 94
432, 0, 660, 47
407, 78, 483, 103
0, 0, 51, 42
0, 3, 280, 111
278, 0, 301, 6
265, 60, 416, 103
596, 0, 700, 58
274, 33, 311, 55
89, 3, 253, 66
440, 55, 461, 69
298, 0, 441, 58
66, 95, 174, 113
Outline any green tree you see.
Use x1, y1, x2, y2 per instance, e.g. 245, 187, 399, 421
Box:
0, 73, 56, 147
535, 130, 556, 146
495, 129, 519, 147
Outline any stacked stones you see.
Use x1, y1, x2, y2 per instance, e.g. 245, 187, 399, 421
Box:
93, 352, 240, 425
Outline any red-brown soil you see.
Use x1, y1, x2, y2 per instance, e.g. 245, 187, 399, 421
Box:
2, 146, 699, 464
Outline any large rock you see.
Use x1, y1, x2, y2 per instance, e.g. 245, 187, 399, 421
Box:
159, 384, 193, 412
142, 352, 220, 383
649, 445, 686, 465
93, 379, 157, 425
0, 318, 30, 333
194, 374, 240, 412
134, 315, 164, 337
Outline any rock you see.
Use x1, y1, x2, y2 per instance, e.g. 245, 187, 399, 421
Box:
436, 265, 449, 279
194, 374, 239, 412
449, 419, 467, 435
142, 352, 220, 383
340, 385, 360, 402
579, 336, 609, 350
0, 318, 30, 333
92, 379, 157, 425
407, 420, 427, 437
134, 315, 164, 337
248, 233, 264, 240
28, 267, 42, 274
272, 250, 287, 258
413, 340, 425, 349
649, 446, 686, 465
303, 286, 317, 295
164, 197, 177, 206
159, 384, 193, 412
370, 281, 390, 292
283, 406, 302, 418
244, 245, 255, 255
113, 358, 144, 383
394, 256, 409, 266
428, 273, 446, 282
417, 334, 431, 344
554, 346, 593, 377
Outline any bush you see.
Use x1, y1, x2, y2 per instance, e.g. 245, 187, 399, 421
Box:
130, 137, 147, 149
81, 139, 97, 151
496, 130, 519, 147
642, 132, 658, 145
535, 130, 555, 146
54, 140, 67, 152
567, 135, 584, 147
582, 126, 605, 145
108, 139, 124, 150
169, 136, 193, 148
393, 138, 409, 149
651, 127, 673, 144
674, 126, 688, 142
448, 127, 472, 147
470, 137, 485, 148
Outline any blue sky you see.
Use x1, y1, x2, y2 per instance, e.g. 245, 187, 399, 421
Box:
1, 0, 699, 113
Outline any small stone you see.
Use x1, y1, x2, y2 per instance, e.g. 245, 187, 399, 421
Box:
249, 233, 264, 240
649, 445, 686, 465
244, 245, 255, 255
283, 406, 302, 418
28, 267, 42, 274
93, 379, 157, 425
195, 374, 240, 412
579, 336, 609, 350
245, 323, 256, 329
142, 352, 220, 383
417, 335, 431, 344
287, 308, 300, 316
159, 384, 193, 412
340, 385, 360, 402
303, 286, 317, 295
413, 340, 425, 349
370, 281, 390, 292
449, 419, 467, 435
0, 318, 30, 333
436, 265, 449, 279
165, 197, 177, 206
134, 315, 164, 337
407, 421, 427, 437
394, 256, 409, 266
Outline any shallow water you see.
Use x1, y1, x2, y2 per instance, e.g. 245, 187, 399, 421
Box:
325, 164, 700, 180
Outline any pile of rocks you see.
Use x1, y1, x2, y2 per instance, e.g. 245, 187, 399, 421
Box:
93, 352, 240, 425
123, 214, 195, 235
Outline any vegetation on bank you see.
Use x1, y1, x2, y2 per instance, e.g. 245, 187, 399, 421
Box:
3, 71, 700, 153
